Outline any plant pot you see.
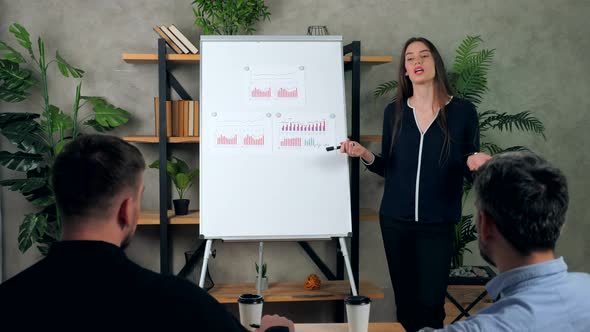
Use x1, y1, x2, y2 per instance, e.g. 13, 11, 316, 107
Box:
173, 199, 190, 215
256, 276, 268, 291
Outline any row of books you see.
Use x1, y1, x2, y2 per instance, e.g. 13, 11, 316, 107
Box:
153, 24, 199, 54
154, 97, 199, 137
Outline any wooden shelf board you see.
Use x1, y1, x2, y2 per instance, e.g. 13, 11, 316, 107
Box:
122, 53, 200, 63
123, 135, 200, 143
343, 55, 393, 63
140, 209, 374, 225
359, 135, 382, 142
209, 280, 384, 304
122, 53, 392, 64
138, 210, 199, 225
360, 208, 379, 222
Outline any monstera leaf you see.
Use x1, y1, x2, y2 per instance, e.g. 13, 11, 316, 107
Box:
0, 151, 43, 172
0, 59, 37, 102
82, 96, 130, 131
0, 177, 46, 194
0, 113, 48, 153
18, 213, 48, 253
40, 105, 74, 134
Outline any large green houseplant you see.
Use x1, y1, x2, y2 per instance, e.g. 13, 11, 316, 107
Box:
191, 0, 271, 35
0, 24, 131, 254
374, 36, 546, 268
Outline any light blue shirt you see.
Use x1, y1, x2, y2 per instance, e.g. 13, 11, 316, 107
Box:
436, 257, 590, 332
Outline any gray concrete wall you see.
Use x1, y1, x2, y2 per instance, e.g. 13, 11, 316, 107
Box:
1, 0, 589, 324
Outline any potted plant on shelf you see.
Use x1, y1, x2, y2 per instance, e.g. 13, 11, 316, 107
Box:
255, 262, 268, 290
373, 35, 546, 275
149, 156, 198, 215
0, 23, 131, 254
191, 0, 271, 35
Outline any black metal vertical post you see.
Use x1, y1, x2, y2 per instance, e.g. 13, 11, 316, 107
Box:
350, 41, 361, 292
158, 38, 171, 274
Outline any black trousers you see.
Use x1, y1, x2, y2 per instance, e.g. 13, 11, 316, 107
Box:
380, 216, 454, 332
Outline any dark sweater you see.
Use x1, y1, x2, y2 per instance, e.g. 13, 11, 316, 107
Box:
0, 240, 249, 331
366, 97, 479, 223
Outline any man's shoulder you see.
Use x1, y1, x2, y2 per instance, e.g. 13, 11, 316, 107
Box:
568, 271, 590, 282
0, 259, 47, 292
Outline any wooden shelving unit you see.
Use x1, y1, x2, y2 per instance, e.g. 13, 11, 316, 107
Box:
123, 39, 392, 307
123, 135, 200, 143
138, 210, 199, 225
122, 53, 392, 64
209, 280, 384, 304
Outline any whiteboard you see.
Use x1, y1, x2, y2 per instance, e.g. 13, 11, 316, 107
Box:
199, 36, 351, 241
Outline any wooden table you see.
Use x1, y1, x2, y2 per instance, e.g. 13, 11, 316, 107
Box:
295, 322, 405, 332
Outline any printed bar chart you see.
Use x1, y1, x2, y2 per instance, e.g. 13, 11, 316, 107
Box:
251, 87, 271, 98
277, 88, 298, 98
280, 137, 302, 147
244, 134, 265, 146
275, 116, 334, 151
217, 134, 238, 145
281, 120, 326, 132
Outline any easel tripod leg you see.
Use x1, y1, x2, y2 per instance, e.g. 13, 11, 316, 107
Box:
339, 237, 358, 296
199, 239, 213, 288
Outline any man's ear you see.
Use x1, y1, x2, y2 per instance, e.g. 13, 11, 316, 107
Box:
478, 210, 497, 241
117, 196, 133, 230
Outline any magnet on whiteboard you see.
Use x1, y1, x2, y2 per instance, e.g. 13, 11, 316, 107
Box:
266, 113, 272, 118
299, 66, 304, 70
330, 114, 336, 119
211, 112, 218, 117
244, 66, 250, 71
276, 113, 282, 118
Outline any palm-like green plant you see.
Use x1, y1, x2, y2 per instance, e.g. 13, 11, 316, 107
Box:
0, 24, 131, 254
374, 35, 546, 268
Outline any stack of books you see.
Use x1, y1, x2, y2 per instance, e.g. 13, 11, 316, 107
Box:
154, 97, 199, 137
153, 24, 199, 54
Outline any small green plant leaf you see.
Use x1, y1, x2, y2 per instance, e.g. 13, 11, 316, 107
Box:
8, 23, 35, 61
0, 41, 26, 64
56, 51, 84, 78
18, 213, 48, 253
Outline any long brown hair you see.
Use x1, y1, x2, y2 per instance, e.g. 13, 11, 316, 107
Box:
391, 37, 453, 162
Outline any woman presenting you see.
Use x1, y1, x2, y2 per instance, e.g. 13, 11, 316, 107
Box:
341, 37, 491, 332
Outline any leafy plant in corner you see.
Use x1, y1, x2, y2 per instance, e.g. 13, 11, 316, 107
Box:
191, 0, 271, 35
149, 156, 198, 215
373, 36, 546, 269
0, 24, 131, 255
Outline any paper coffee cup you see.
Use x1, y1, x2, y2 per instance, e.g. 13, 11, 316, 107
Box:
345, 295, 371, 332
238, 293, 264, 331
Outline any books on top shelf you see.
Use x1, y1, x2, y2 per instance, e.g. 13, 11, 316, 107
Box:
168, 24, 199, 54
152, 25, 183, 54
152, 25, 199, 54
154, 97, 199, 137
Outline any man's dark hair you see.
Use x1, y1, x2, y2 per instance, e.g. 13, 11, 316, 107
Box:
474, 150, 569, 255
52, 134, 145, 220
